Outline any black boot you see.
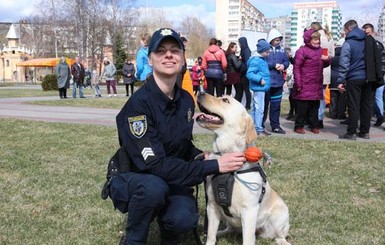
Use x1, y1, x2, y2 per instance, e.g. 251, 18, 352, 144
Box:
318, 120, 324, 129
118, 235, 127, 245
374, 116, 384, 126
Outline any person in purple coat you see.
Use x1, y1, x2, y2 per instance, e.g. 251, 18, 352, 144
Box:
293, 29, 331, 134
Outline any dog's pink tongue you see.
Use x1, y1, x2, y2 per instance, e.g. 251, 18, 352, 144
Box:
195, 113, 220, 122
193, 112, 203, 119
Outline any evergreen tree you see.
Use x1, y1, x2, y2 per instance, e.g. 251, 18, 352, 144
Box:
113, 33, 127, 82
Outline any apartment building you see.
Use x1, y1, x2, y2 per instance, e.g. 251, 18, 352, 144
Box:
215, 0, 266, 47
290, 1, 342, 51
265, 16, 292, 48
378, 5, 385, 43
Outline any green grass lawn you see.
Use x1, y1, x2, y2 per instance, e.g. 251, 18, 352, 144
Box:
0, 86, 133, 109
1, 118, 384, 244
28, 95, 131, 109
0, 88, 58, 98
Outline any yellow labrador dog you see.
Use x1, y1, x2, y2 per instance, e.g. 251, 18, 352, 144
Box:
196, 93, 290, 245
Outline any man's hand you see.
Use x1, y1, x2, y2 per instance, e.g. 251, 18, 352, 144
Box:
217, 152, 245, 173
275, 64, 284, 71
337, 84, 346, 93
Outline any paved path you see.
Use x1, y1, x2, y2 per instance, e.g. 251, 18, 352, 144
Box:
0, 92, 385, 142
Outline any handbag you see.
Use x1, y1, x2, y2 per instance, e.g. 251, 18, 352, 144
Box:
200, 76, 208, 91
224, 71, 241, 85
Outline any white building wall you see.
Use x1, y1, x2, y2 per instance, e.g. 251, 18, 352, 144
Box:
290, 1, 342, 52
215, 0, 230, 45
215, 0, 265, 48
378, 6, 385, 42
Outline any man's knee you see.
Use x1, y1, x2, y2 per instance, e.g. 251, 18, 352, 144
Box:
138, 176, 169, 207
164, 209, 198, 234
161, 196, 199, 234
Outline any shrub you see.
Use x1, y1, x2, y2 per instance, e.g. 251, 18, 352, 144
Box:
41, 74, 58, 91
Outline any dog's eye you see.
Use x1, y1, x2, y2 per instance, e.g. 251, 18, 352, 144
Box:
222, 98, 230, 103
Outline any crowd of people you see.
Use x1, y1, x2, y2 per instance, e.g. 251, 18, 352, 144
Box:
55, 55, 137, 99
189, 20, 385, 139
55, 20, 385, 140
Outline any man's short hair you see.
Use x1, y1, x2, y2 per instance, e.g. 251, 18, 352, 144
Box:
362, 23, 374, 31
344, 20, 358, 30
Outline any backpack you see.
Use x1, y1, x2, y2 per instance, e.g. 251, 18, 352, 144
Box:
364, 35, 384, 87
101, 147, 131, 200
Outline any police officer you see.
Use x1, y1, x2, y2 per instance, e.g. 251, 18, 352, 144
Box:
112, 28, 245, 245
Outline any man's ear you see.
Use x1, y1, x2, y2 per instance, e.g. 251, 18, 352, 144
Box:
148, 56, 153, 67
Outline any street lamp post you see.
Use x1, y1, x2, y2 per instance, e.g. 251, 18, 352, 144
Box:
54, 28, 58, 58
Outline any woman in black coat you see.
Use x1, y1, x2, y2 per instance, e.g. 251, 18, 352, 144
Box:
238, 37, 252, 109
122, 58, 136, 96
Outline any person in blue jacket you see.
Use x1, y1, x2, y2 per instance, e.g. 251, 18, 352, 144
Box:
247, 39, 271, 136
337, 20, 376, 140
264, 28, 290, 134
112, 28, 245, 245
136, 33, 153, 82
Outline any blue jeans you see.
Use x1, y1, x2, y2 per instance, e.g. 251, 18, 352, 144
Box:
374, 85, 384, 118
318, 86, 326, 121
72, 82, 84, 98
94, 84, 101, 96
251, 91, 265, 132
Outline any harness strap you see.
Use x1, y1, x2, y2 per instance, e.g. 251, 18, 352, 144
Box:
236, 164, 267, 203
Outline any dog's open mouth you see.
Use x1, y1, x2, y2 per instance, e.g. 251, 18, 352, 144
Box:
196, 102, 224, 124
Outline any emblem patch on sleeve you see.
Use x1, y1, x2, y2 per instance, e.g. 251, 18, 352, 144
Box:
187, 108, 192, 122
128, 115, 147, 138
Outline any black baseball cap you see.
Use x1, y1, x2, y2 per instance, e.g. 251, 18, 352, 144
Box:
148, 28, 185, 55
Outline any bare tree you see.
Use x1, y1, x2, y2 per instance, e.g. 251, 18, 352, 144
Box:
29, 0, 137, 62
344, 1, 383, 27
179, 16, 214, 59
19, 0, 213, 65
135, 8, 175, 36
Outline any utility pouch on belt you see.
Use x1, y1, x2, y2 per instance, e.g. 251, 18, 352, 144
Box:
101, 147, 131, 200
211, 173, 235, 216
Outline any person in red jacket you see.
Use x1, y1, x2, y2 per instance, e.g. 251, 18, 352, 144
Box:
201, 38, 227, 97
293, 29, 331, 134
191, 57, 203, 95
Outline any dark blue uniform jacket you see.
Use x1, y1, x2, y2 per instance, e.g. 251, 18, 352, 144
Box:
116, 75, 219, 187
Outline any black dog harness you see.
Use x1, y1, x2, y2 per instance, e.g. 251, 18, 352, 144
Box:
211, 164, 267, 217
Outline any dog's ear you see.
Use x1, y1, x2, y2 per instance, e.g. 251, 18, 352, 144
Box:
244, 115, 257, 145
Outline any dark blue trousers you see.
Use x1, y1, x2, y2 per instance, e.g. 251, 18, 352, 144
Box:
345, 79, 375, 134
110, 172, 199, 245
263, 86, 284, 129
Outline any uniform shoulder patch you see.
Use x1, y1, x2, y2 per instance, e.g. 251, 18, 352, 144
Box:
128, 115, 147, 138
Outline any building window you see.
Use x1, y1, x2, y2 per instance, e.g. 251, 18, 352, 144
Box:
6, 60, 9, 67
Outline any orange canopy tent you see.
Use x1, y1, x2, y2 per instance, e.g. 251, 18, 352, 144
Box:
16, 58, 75, 67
